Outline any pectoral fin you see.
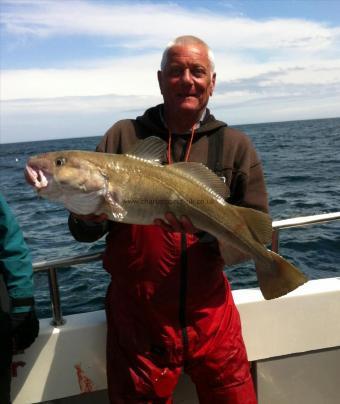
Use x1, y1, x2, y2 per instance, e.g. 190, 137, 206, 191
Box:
104, 190, 127, 222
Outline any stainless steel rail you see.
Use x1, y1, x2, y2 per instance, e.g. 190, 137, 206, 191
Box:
34, 253, 102, 326
271, 212, 340, 253
33, 252, 103, 273
33, 212, 340, 326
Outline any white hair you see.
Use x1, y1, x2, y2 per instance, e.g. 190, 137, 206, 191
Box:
160, 35, 215, 72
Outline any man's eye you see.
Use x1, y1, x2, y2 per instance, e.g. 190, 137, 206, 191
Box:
192, 68, 206, 77
169, 68, 182, 76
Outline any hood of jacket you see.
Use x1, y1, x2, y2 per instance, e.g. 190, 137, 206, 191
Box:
136, 104, 227, 137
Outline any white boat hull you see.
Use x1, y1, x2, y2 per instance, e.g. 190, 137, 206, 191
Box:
11, 278, 340, 403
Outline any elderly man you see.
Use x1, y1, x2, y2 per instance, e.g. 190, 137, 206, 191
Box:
69, 35, 267, 403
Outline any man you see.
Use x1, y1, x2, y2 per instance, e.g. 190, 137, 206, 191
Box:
69, 36, 268, 403
0, 193, 39, 404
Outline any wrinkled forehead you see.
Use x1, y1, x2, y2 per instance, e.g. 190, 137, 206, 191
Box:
165, 44, 210, 67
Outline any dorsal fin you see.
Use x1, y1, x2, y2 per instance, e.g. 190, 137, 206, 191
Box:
125, 136, 167, 163
166, 162, 229, 200
235, 206, 273, 244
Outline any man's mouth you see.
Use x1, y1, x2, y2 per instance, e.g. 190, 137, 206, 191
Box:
177, 93, 197, 99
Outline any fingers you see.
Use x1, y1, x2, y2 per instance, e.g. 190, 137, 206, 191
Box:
164, 212, 183, 232
154, 212, 199, 234
154, 218, 174, 233
180, 215, 198, 233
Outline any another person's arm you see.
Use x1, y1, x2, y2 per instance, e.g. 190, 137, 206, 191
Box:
220, 133, 269, 266
0, 194, 39, 351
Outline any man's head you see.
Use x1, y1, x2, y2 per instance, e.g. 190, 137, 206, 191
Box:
160, 36, 215, 72
158, 35, 216, 128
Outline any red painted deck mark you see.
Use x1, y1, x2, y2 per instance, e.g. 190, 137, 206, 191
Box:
74, 363, 94, 393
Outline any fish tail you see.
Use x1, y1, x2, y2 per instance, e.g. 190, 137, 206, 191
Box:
255, 252, 308, 300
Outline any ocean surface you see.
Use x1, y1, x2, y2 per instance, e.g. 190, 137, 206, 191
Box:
1, 117, 339, 318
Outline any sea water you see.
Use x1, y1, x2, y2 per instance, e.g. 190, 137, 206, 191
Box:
1, 117, 339, 318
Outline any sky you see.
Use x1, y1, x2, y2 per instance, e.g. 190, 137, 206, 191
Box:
1, 0, 340, 143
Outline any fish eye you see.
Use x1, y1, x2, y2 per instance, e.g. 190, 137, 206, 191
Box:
55, 157, 66, 167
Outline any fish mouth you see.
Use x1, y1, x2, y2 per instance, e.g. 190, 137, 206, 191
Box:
25, 165, 49, 190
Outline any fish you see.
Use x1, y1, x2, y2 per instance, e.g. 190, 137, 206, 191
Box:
25, 136, 308, 299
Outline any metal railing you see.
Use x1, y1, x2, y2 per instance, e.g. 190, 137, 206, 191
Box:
34, 253, 102, 326
33, 212, 340, 326
271, 211, 340, 252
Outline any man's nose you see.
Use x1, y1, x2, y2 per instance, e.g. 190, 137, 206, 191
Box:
181, 69, 194, 84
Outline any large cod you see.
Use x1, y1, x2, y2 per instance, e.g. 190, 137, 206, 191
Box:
25, 137, 307, 299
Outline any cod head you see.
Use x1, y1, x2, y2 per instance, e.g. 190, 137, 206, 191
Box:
25, 150, 108, 215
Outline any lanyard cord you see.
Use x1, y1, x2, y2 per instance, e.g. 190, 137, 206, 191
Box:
167, 126, 195, 165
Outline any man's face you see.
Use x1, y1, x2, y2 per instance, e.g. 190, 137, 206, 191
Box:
158, 44, 216, 117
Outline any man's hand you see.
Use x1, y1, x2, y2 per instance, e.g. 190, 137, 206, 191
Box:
154, 212, 199, 234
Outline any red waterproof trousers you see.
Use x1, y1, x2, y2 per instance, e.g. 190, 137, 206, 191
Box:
103, 224, 256, 403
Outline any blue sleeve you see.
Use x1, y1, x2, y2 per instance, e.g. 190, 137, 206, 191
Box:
0, 194, 34, 313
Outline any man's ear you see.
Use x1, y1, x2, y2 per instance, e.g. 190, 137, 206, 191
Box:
210, 72, 216, 96
157, 70, 163, 94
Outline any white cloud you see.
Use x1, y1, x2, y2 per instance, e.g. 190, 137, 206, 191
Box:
2, 1, 340, 100
2, 93, 162, 114
2, 88, 339, 144
3, 0, 340, 51
1, 53, 162, 100
1, 0, 340, 143
0, 93, 163, 143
